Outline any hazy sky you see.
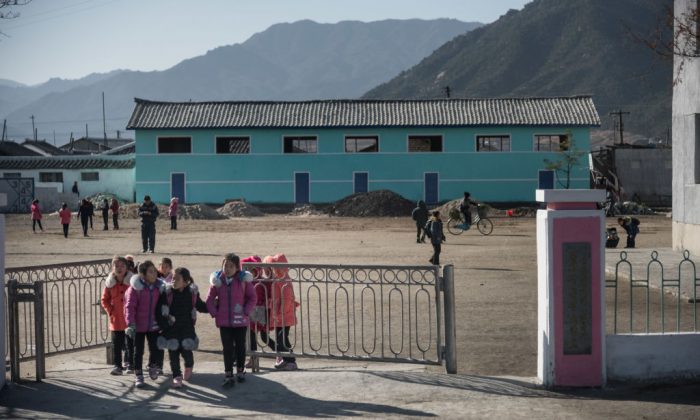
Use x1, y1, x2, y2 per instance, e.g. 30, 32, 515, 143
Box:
0, 0, 531, 86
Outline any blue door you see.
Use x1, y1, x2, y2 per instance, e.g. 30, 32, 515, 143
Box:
295, 172, 310, 204
424, 173, 438, 204
539, 170, 555, 190
354, 172, 368, 193
171, 173, 185, 204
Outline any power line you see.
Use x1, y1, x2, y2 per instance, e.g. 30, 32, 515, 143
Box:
3, 0, 119, 31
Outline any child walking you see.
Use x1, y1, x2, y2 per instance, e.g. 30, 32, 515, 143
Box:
30, 199, 43, 233
426, 211, 445, 266
125, 260, 165, 388
58, 203, 71, 238
101, 256, 134, 375
156, 267, 208, 388
110, 198, 120, 230
169, 197, 178, 230
206, 253, 256, 387
241, 255, 269, 369
264, 253, 299, 370
77, 199, 91, 237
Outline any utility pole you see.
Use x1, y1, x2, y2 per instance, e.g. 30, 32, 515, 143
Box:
1, 119, 6, 142
53, 130, 56, 146
444, 86, 451, 99
609, 110, 630, 145
30, 115, 35, 140
102, 91, 107, 148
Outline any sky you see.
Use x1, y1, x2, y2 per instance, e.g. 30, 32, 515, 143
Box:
0, 0, 531, 86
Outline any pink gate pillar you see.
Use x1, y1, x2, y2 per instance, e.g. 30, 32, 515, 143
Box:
536, 189, 606, 387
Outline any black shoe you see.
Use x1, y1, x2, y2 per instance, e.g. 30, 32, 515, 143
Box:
222, 375, 235, 388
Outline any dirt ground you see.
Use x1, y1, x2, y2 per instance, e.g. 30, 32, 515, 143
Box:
4, 213, 673, 377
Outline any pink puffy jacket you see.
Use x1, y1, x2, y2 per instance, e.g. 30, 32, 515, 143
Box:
125, 274, 165, 333
264, 254, 298, 328
205, 270, 256, 328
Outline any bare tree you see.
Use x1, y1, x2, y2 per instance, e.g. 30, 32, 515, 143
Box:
543, 132, 586, 190
0, 0, 31, 38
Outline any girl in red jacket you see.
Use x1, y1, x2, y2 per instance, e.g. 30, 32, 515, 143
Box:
100, 256, 134, 375
58, 203, 71, 238
264, 253, 299, 371
30, 199, 43, 233
206, 253, 256, 388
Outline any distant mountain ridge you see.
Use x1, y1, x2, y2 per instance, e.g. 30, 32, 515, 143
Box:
363, 0, 672, 139
1, 19, 480, 144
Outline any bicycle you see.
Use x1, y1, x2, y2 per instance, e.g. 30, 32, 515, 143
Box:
446, 205, 493, 236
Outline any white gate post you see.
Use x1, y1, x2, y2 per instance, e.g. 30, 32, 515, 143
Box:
536, 189, 606, 387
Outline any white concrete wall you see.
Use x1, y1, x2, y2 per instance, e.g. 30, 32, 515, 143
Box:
672, 0, 700, 255
614, 148, 672, 205
607, 333, 700, 381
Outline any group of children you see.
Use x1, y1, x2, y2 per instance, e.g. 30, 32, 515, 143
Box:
101, 252, 299, 390
29, 197, 120, 238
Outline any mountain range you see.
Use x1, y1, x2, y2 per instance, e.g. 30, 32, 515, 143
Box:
364, 0, 673, 140
1, 19, 479, 144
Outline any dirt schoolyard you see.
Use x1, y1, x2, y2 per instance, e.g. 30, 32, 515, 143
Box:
4, 212, 673, 377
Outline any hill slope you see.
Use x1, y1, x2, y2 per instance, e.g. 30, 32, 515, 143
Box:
363, 0, 672, 138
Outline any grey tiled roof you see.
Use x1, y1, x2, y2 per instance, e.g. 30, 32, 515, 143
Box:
0, 156, 134, 170
127, 96, 601, 129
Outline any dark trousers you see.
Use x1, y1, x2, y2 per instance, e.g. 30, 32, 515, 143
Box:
430, 242, 441, 266
32, 219, 43, 232
141, 223, 156, 252
102, 212, 109, 230
170, 216, 177, 230
416, 225, 426, 242
219, 327, 247, 373
80, 217, 89, 236
250, 329, 276, 352
62, 224, 69, 238
88, 214, 93, 229
112, 214, 119, 229
273, 326, 295, 363
169, 348, 194, 378
626, 233, 637, 248
134, 331, 159, 374
462, 210, 471, 226
112, 331, 134, 369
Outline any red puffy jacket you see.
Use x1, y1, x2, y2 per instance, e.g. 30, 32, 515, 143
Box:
100, 272, 131, 331
264, 254, 298, 328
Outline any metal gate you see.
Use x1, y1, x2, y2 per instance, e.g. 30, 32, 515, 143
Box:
0, 178, 34, 213
243, 262, 457, 373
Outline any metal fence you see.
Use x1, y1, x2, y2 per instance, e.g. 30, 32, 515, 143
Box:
4, 259, 112, 365
606, 250, 700, 334
242, 262, 456, 372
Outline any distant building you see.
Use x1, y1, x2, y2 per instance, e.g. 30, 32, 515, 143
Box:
672, 0, 700, 254
0, 141, 41, 156
59, 136, 134, 154
127, 96, 600, 204
22, 139, 67, 156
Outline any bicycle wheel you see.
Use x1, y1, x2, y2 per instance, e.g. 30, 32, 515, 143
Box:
447, 218, 464, 235
477, 217, 493, 235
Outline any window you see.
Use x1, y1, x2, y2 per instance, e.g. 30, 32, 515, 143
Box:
284, 136, 317, 154
345, 136, 379, 153
3, 173, 20, 178
477, 135, 511, 152
39, 172, 63, 183
81, 172, 99, 181
158, 137, 191, 154
216, 137, 250, 154
408, 135, 442, 152
534, 134, 569, 152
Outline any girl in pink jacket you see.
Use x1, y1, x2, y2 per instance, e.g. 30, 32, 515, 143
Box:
125, 260, 166, 389
169, 197, 178, 230
206, 253, 256, 387
264, 253, 299, 371
30, 199, 43, 233
58, 203, 71, 238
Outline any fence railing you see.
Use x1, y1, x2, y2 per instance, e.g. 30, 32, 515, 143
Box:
242, 262, 456, 372
4, 259, 112, 364
606, 250, 699, 334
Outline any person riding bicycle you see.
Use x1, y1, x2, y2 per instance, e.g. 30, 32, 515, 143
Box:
459, 192, 477, 230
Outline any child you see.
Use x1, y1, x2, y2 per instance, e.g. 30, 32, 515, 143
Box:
618, 216, 641, 249
158, 257, 174, 284
426, 211, 445, 266
125, 260, 165, 388
264, 253, 299, 371
125, 254, 138, 274
30, 199, 43, 233
206, 253, 256, 387
101, 256, 134, 375
101, 198, 110, 230
241, 255, 269, 369
77, 199, 91, 237
156, 267, 208, 388
169, 197, 178, 230
110, 198, 120, 230
58, 203, 71, 238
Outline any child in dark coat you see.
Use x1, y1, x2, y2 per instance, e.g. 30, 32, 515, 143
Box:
156, 267, 208, 388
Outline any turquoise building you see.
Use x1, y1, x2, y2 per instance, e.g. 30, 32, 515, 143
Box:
127, 97, 600, 204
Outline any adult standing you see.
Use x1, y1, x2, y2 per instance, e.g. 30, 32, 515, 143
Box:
87, 199, 95, 230
138, 195, 159, 253
30, 198, 44, 233
411, 200, 429, 243
72, 181, 79, 196
77, 199, 91, 237
110, 198, 120, 230
426, 210, 445, 266
101, 198, 110, 230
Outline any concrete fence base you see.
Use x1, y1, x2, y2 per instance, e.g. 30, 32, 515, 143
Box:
606, 333, 700, 381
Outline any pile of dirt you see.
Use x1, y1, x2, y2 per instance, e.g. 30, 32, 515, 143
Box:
289, 204, 325, 216
328, 190, 415, 217
120, 203, 225, 220
612, 201, 655, 215
216, 201, 265, 217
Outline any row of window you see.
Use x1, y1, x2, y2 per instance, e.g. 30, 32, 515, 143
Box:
157, 134, 571, 154
6, 172, 101, 183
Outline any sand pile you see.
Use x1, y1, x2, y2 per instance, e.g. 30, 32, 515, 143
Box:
289, 204, 325, 216
328, 190, 415, 217
216, 201, 264, 217
121, 203, 225, 220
